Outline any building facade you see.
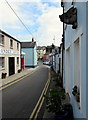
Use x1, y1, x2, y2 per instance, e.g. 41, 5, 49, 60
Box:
60, 1, 88, 119
52, 47, 61, 73
0, 30, 21, 79
21, 51, 25, 70
37, 46, 46, 60
21, 39, 37, 67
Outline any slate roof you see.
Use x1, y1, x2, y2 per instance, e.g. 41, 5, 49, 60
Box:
0, 29, 21, 43
21, 42, 36, 48
37, 46, 41, 50
37, 46, 46, 50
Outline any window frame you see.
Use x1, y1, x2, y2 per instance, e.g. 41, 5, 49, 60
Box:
17, 57, 19, 65
0, 34, 4, 46
17, 42, 19, 50
0, 57, 5, 69
10, 39, 13, 48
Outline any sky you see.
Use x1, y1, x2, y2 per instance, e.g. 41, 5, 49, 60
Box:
0, 0, 63, 46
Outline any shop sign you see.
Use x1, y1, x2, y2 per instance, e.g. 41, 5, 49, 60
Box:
0, 48, 20, 55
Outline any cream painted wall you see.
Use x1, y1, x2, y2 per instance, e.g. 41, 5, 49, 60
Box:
0, 31, 21, 78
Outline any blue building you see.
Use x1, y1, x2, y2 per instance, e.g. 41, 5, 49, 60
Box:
21, 39, 37, 67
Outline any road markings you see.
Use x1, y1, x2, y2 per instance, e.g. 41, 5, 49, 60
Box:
34, 75, 50, 119
0, 69, 38, 91
29, 68, 51, 119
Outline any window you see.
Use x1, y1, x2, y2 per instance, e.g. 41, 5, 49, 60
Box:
74, 38, 80, 87
0, 57, 5, 68
66, 47, 71, 93
17, 57, 19, 65
17, 43, 19, 50
10, 39, 13, 48
74, 38, 80, 105
0, 34, 4, 45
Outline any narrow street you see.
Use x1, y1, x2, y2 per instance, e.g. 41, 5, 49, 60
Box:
0, 1, 88, 119
2, 65, 49, 119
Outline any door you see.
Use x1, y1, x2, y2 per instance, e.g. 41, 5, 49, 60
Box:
21, 58, 24, 70
9, 57, 15, 76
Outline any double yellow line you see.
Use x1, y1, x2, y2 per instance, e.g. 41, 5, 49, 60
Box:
29, 68, 51, 119
0, 70, 36, 91
0, 67, 51, 119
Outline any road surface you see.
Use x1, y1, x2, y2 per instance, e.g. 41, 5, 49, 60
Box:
2, 65, 49, 119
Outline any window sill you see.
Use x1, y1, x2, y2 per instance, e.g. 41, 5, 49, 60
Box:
0, 44, 4, 47
17, 64, 19, 67
10, 47, 13, 49
0, 68, 5, 71
73, 95, 80, 109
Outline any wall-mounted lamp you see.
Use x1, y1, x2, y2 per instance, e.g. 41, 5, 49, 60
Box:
59, 7, 77, 29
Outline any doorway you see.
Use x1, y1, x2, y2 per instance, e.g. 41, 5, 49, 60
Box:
9, 57, 15, 76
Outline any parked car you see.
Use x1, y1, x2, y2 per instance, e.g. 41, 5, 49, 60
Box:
43, 61, 50, 65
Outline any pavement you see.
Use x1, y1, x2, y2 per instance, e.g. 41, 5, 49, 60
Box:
42, 70, 71, 119
37, 69, 57, 119
0, 66, 39, 88
42, 70, 57, 119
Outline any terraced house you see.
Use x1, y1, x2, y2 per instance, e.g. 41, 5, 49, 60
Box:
60, 1, 88, 119
21, 38, 37, 67
0, 30, 21, 79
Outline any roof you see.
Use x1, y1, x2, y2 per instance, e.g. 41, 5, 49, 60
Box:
37, 46, 41, 50
21, 42, 36, 48
0, 29, 21, 43
37, 46, 46, 50
46, 44, 55, 49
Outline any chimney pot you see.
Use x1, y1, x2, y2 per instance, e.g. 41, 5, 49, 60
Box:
32, 37, 34, 42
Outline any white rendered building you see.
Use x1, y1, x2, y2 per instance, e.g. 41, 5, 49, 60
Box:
0, 30, 21, 79
60, 1, 88, 119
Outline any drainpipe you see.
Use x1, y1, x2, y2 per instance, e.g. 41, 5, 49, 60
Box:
33, 48, 34, 67
62, 4, 65, 88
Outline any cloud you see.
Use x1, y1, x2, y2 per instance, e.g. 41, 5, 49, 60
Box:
1, 0, 61, 3
34, 6, 63, 46
0, 1, 63, 46
17, 2, 63, 46
0, 1, 18, 24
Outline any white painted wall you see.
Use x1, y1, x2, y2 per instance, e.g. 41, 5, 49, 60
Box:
86, 2, 88, 120
65, 47, 71, 95
55, 54, 59, 73
64, 2, 87, 119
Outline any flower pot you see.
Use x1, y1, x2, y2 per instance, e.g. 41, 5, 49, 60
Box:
2, 73, 7, 79
75, 94, 80, 102
54, 111, 68, 120
18, 69, 21, 73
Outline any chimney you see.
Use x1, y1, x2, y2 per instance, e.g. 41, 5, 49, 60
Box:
32, 37, 34, 42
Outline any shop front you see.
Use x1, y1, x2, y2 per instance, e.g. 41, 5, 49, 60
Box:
0, 30, 21, 79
